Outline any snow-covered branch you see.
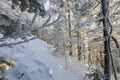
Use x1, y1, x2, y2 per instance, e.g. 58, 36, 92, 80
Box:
0, 9, 62, 40
0, 36, 38, 47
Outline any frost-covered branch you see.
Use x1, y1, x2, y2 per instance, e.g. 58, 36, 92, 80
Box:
0, 36, 38, 47
30, 9, 40, 29
0, 9, 62, 40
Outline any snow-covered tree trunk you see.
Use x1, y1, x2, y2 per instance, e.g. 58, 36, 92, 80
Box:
76, 31, 81, 60
67, 1, 73, 56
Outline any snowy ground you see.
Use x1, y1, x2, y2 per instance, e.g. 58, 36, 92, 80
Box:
0, 37, 88, 80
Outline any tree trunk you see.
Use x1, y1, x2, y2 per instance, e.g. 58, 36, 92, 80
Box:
77, 31, 81, 60
101, 0, 111, 80
68, 1, 73, 56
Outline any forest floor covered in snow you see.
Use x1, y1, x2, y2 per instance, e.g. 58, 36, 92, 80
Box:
0, 36, 89, 80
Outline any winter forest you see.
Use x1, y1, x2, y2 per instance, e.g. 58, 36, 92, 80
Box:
0, 0, 120, 80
